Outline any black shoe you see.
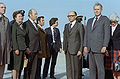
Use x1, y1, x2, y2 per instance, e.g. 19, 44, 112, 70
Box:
82, 74, 84, 76
50, 76, 56, 79
42, 77, 46, 79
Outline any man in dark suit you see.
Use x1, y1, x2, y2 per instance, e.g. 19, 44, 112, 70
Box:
83, 3, 110, 79
23, 9, 42, 79
43, 18, 62, 79
63, 11, 84, 79
35, 16, 50, 79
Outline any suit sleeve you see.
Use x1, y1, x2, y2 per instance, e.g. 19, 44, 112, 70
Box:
7, 19, 11, 52
79, 23, 84, 52
57, 29, 62, 49
103, 17, 110, 47
63, 24, 67, 52
12, 24, 19, 50
83, 20, 89, 47
24, 22, 30, 48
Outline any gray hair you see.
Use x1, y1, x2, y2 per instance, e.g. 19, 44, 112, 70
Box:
109, 13, 119, 21
94, 3, 103, 10
28, 9, 36, 17
0, 3, 4, 5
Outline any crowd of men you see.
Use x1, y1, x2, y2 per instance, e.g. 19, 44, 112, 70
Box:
0, 2, 120, 79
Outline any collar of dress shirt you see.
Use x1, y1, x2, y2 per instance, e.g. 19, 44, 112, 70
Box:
29, 18, 35, 24
94, 14, 101, 20
51, 26, 54, 31
70, 20, 76, 28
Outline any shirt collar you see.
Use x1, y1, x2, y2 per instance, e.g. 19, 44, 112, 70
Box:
29, 18, 35, 24
71, 20, 76, 25
51, 26, 54, 30
94, 15, 101, 20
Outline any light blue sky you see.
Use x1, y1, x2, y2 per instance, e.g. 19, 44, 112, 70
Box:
1, 0, 120, 37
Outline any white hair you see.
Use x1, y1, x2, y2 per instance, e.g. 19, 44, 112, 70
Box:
109, 13, 119, 21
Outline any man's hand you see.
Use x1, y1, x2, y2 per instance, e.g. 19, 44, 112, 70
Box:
84, 47, 88, 54
59, 48, 62, 53
101, 47, 106, 53
26, 48, 31, 54
15, 50, 19, 55
77, 51, 82, 56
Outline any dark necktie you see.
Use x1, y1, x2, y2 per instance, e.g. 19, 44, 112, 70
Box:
92, 18, 98, 31
69, 23, 72, 31
53, 28, 57, 42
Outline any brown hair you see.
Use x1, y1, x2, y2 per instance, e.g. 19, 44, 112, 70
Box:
13, 10, 25, 20
37, 16, 44, 24
49, 18, 58, 26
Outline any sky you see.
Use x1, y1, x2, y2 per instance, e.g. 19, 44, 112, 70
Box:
1, 0, 120, 37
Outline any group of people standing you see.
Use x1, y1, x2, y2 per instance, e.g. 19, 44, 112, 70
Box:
0, 2, 120, 79
0, 2, 62, 79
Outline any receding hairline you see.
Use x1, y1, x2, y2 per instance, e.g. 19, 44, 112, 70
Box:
28, 9, 37, 17
94, 3, 103, 10
68, 11, 77, 16
0, 3, 5, 6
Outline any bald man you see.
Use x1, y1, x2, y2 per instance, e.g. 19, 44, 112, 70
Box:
0, 3, 11, 79
23, 9, 42, 79
63, 11, 84, 79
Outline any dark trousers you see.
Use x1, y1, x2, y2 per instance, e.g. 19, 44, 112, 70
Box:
0, 65, 5, 79
105, 70, 113, 79
24, 52, 38, 79
89, 52, 105, 79
35, 58, 42, 79
43, 48, 58, 78
65, 51, 82, 79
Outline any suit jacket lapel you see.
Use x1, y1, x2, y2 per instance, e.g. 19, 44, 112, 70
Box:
49, 27, 53, 41
113, 25, 119, 37
69, 22, 78, 35
110, 26, 112, 37
90, 18, 94, 32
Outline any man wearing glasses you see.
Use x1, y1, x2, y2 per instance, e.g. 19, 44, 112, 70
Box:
63, 11, 84, 79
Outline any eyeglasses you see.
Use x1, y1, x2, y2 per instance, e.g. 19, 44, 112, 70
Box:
0, 6, 6, 9
67, 15, 76, 18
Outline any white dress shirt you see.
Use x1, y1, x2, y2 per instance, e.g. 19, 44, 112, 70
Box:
29, 18, 38, 31
70, 20, 76, 28
51, 26, 55, 43
111, 24, 117, 36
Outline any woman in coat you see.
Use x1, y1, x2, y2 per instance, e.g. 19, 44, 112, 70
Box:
105, 13, 120, 79
11, 10, 26, 79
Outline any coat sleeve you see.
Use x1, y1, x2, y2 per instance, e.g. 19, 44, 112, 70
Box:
79, 23, 84, 52
6, 19, 11, 53
57, 29, 62, 49
12, 24, 19, 50
24, 22, 30, 48
63, 24, 67, 52
103, 16, 110, 47
83, 20, 89, 47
